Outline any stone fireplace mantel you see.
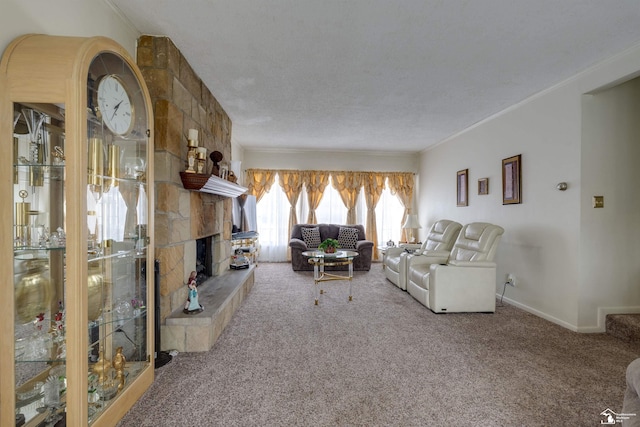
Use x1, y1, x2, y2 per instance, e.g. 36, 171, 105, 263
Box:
180, 172, 247, 197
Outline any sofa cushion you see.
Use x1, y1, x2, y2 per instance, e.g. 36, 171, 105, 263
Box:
301, 226, 321, 248
338, 226, 359, 249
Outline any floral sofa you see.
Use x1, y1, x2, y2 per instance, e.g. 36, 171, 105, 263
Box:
289, 223, 374, 271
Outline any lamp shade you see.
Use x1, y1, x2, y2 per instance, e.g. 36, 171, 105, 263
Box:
402, 214, 421, 229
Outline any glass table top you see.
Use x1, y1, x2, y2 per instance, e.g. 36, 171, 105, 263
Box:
301, 250, 359, 259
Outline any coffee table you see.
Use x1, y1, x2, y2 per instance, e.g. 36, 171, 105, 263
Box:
302, 250, 359, 305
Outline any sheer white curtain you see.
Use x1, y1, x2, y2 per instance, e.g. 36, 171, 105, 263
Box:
254, 176, 290, 261
256, 174, 405, 261
375, 183, 405, 245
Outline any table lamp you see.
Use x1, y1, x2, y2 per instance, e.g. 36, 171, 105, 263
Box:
402, 214, 421, 243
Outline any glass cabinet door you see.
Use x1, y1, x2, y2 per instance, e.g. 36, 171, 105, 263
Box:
13, 102, 67, 426
12, 57, 151, 424
85, 51, 151, 424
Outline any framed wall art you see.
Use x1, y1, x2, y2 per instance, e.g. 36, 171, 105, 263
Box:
457, 169, 468, 207
478, 178, 489, 195
502, 154, 521, 204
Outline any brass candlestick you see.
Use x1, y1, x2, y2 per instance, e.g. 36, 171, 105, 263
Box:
196, 148, 207, 174
186, 138, 198, 173
15, 190, 30, 245
186, 128, 199, 173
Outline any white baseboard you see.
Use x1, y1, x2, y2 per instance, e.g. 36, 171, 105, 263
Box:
584, 306, 640, 334
497, 293, 640, 333
497, 295, 579, 331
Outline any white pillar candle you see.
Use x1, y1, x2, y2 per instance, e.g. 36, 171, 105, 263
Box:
188, 128, 198, 142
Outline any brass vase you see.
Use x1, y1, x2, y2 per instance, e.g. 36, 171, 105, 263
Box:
87, 262, 105, 321
15, 258, 52, 324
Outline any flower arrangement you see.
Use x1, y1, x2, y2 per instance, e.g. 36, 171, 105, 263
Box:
318, 238, 340, 253
131, 299, 145, 310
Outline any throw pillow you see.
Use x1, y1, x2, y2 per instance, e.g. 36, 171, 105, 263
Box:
301, 227, 321, 248
338, 226, 359, 249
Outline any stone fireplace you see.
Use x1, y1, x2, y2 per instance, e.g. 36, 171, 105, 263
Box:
195, 233, 228, 283
195, 235, 213, 283
137, 36, 235, 329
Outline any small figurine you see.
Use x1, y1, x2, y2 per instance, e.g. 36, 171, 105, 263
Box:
113, 346, 126, 391
183, 271, 204, 314
209, 151, 223, 177
231, 248, 250, 270
92, 349, 111, 383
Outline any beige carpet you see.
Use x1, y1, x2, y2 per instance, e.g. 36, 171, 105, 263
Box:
118, 263, 638, 426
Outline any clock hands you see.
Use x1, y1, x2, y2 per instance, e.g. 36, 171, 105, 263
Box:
111, 100, 123, 120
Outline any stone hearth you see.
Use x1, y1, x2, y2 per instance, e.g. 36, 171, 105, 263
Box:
162, 265, 255, 352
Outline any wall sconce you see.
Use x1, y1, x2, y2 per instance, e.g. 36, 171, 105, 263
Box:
556, 182, 568, 191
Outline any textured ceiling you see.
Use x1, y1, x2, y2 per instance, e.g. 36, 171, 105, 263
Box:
108, 0, 640, 153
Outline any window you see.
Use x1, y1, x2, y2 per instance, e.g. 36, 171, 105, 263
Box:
375, 184, 405, 245
254, 179, 290, 261
255, 174, 406, 261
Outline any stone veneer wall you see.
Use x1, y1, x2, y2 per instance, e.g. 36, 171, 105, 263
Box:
136, 36, 233, 324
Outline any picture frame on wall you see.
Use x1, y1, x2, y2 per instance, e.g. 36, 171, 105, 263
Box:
502, 154, 521, 204
478, 178, 489, 195
457, 169, 468, 207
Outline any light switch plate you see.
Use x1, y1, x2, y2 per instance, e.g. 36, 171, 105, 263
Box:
593, 196, 604, 208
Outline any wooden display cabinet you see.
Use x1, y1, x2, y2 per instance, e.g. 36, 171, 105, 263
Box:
0, 34, 155, 426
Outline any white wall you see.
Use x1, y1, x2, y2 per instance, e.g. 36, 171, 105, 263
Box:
419, 43, 640, 331
580, 78, 640, 330
0, 0, 139, 56
242, 148, 418, 174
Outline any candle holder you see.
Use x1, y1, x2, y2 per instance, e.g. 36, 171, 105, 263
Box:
185, 128, 199, 173
219, 162, 229, 180
196, 148, 207, 174
15, 190, 30, 246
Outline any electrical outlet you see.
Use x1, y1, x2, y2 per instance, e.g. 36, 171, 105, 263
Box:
506, 273, 516, 287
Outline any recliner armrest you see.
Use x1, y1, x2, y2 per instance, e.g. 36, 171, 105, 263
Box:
289, 238, 308, 250
448, 260, 496, 268
408, 254, 449, 267
428, 262, 498, 313
419, 249, 451, 258
399, 243, 422, 251
385, 247, 406, 257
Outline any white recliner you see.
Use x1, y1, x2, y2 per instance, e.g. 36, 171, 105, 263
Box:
407, 222, 504, 313
384, 220, 462, 290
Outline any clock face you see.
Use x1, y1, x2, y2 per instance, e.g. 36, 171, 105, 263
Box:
96, 74, 134, 136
